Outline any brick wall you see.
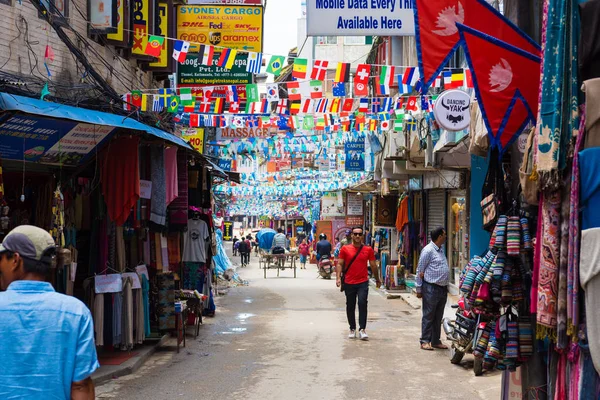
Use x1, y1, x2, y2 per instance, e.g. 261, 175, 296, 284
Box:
0, 0, 156, 95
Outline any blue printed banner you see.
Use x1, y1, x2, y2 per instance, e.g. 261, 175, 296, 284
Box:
345, 140, 365, 172
218, 159, 232, 171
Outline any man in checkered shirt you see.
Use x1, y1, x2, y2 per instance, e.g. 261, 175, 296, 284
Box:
416, 227, 449, 351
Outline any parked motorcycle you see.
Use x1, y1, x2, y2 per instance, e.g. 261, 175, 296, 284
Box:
318, 255, 334, 279
443, 297, 486, 376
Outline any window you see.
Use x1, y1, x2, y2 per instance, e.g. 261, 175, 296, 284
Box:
344, 36, 365, 45
316, 36, 337, 45
39, 0, 69, 26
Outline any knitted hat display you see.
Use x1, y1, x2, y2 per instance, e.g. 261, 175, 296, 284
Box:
461, 256, 482, 295
506, 216, 522, 256
484, 322, 500, 370
494, 216, 508, 250
501, 258, 514, 305
511, 266, 524, 303
518, 316, 533, 360
473, 323, 492, 358
492, 251, 506, 280
505, 320, 519, 360
468, 280, 482, 307
489, 223, 498, 248
520, 217, 533, 250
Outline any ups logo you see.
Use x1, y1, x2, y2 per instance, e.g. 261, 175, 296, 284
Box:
209, 32, 221, 45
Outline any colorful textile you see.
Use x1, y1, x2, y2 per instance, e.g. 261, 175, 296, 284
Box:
169, 151, 189, 226
521, 217, 533, 250
535, 0, 581, 189
164, 147, 178, 206
183, 262, 206, 293
531, 195, 544, 314
506, 216, 521, 256
156, 273, 176, 331
150, 147, 167, 226
395, 196, 409, 232
537, 190, 561, 334
167, 233, 181, 272
557, 171, 572, 349
494, 216, 508, 250
518, 316, 533, 359
101, 137, 140, 226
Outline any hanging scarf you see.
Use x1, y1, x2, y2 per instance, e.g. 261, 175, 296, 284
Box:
567, 110, 585, 336
537, 190, 561, 339
557, 171, 572, 349
535, 0, 581, 190
531, 203, 544, 314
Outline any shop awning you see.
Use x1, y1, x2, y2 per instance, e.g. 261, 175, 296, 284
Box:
0, 92, 192, 165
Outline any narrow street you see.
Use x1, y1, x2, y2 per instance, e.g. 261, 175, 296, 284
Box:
97, 253, 501, 400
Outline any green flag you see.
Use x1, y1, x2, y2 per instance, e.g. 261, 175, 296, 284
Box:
179, 88, 194, 106
167, 95, 180, 113
302, 115, 314, 130
266, 55, 285, 76
246, 84, 259, 103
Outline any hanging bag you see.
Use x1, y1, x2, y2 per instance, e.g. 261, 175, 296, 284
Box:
340, 245, 363, 292
519, 127, 539, 205
481, 149, 504, 231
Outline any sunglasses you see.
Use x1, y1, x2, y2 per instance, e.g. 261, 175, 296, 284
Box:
352, 232, 363, 236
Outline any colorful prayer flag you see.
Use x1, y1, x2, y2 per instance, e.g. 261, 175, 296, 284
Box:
198, 44, 214, 66
292, 58, 308, 79
311, 60, 329, 81
172, 40, 190, 63
217, 48, 237, 70
266, 55, 286, 75
246, 52, 263, 74
334, 62, 350, 83
145, 35, 164, 57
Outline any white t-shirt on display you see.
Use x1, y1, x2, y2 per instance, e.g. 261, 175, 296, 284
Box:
183, 219, 210, 263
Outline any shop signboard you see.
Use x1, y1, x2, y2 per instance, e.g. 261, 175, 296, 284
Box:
131, 0, 156, 59
345, 139, 365, 171
89, 0, 118, 33
147, 0, 175, 72
223, 221, 233, 240
216, 127, 270, 140
140, 180, 153, 199
106, 0, 132, 47
176, 5, 264, 52
181, 127, 205, 153
178, 52, 252, 86
0, 116, 114, 165
218, 159, 232, 171
95, 274, 123, 293
321, 192, 345, 218
345, 215, 364, 227
433, 89, 471, 131
346, 192, 363, 216
306, 0, 415, 36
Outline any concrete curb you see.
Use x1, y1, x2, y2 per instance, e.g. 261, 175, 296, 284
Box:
92, 334, 169, 386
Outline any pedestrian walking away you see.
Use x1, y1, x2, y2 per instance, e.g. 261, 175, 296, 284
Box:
232, 236, 239, 256
0, 225, 99, 399
336, 226, 381, 341
416, 227, 450, 351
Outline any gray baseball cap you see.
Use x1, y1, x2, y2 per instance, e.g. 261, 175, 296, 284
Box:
0, 225, 56, 262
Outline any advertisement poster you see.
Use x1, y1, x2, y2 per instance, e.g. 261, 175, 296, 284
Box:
346, 192, 363, 216
223, 221, 233, 241
218, 159, 232, 171
147, 0, 175, 72
306, 0, 414, 36
316, 220, 332, 243
0, 116, 114, 165
106, 0, 131, 47
131, 0, 155, 59
345, 139, 365, 171
89, 0, 118, 32
177, 5, 264, 52
321, 192, 345, 218
181, 127, 205, 153
177, 53, 252, 86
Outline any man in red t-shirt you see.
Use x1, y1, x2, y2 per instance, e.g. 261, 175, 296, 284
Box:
336, 226, 381, 340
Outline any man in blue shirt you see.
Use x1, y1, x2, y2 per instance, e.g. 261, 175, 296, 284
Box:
0, 225, 99, 399
416, 227, 450, 351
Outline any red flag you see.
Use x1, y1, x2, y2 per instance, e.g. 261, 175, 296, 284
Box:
354, 64, 370, 96
414, 0, 540, 89
229, 101, 240, 114
406, 96, 418, 112
311, 60, 329, 81
342, 99, 354, 112
458, 24, 540, 152
287, 82, 301, 101
189, 114, 200, 127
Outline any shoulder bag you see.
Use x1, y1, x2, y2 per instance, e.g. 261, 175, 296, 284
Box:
340, 245, 364, 292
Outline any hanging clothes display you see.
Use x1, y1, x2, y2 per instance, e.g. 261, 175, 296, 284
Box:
164, 147, 179, 206
156, 273, 176, 331
183, 218, 210, 263
169, 151, 189, 226
150, 146, 167, 226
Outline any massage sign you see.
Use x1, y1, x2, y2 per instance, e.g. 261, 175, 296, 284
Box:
433, 89, 471, 131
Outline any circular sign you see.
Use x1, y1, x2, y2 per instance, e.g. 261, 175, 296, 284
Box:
433, 89, 471, 131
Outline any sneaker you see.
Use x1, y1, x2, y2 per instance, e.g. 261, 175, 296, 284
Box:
348, 329, 356, 339
359, 329, 369, 340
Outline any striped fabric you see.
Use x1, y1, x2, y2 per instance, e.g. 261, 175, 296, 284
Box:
506, 216, 521, 256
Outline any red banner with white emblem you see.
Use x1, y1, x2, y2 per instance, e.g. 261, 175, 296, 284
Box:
458, 24, 541, 152
414, 0, 540, 90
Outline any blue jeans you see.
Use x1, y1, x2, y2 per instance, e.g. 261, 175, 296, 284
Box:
344, 281, 369, 331
420, 282, 447, 345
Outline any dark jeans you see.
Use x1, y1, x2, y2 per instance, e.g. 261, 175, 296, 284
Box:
241, 252, 250, 265
345, 281, 369, 331
420, 281, 448, 345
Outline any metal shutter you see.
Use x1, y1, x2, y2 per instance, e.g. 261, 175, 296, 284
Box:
427, 190, 446, 241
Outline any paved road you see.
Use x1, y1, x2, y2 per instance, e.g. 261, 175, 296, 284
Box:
97, 254, 502, 400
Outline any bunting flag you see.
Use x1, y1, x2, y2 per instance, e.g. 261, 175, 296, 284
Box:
378, 66, 395, 96
329, 98, 341, 113
189, 114, 200, 127
354, 64, 370, 96
259, 99, 269, 113
332, 82, 346, 97
246, 52, 263, 74
381, 97, 393, 112
358, 98, 369, 112
464, 69, 473, 88
199, 97, 211, 113
289, 102, 301, 115
414, 0, 541, 89
288, 115, 299, 130
303, 115, 315, 130
152, 95, 163, 112
293, 58, 308, 79
310, 80, 323, 99
311, 60, 329, 80
229, 101, 240, 114
199, 44, 214, 66
211, 98, 224, 114
266, 55, 286, 76
172, 40, 190, 63
301, 99, 313, 114
335, 62, 351, 83
402, 67, 420, 86
266, 83, 279, 102
179, 88, 193, 105
315, 99, 328, 113
370, 98, 381, 113
458, 23, 540, 152
433, 74, 443, 88
406, 96, 419, 112
246, 84, 259, 102
217, 48, 237, 69
140, 94, 149, 112
449, 68, 464, 88
145, 35, 164, 57
226, 86, 239, 103
287, 81, 301, 101
131, 91, 143, 107
157, 89, 171, 107
276, 99, 288, 114
443, 71, 452, 87
395, 97, 405, 110
167, 95, 180, 113
398, 83, 412, 94
342, 98, 354, 112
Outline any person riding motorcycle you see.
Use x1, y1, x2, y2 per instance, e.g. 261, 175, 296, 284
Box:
316, 234, 334, 279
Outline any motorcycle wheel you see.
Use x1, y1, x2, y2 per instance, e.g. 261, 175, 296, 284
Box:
474, 356, 484, 376
450, 347, 464, 364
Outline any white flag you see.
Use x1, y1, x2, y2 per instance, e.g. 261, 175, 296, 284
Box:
266, 83, 279, 103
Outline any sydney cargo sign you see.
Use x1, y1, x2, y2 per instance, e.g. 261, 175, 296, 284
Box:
306, 0, 415, 36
